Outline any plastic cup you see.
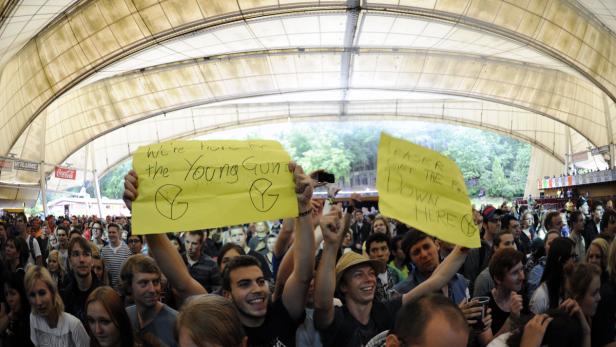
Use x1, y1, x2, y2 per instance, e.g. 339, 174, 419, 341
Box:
471, 296, 490, 330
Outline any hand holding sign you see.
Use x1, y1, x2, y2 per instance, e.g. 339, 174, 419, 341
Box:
376, 133, 480, 248
130, 140, 298, 235
123, 170, 138, 211
290, 162, 314, 212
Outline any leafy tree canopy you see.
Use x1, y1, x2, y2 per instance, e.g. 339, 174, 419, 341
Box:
98, 122, 530, 200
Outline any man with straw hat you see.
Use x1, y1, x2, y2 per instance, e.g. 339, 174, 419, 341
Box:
313, 205, 469, 347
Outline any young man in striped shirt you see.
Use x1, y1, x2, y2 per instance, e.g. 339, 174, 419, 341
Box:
100, 223, 131, 290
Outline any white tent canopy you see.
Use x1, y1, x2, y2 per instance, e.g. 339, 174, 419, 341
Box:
0, 0, 613, 198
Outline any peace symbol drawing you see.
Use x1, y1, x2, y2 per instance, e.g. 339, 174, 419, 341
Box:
155, 184, 189, 220
249, 178, 279, 212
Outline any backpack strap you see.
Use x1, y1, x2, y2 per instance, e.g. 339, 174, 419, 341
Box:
28, 236, 36, 263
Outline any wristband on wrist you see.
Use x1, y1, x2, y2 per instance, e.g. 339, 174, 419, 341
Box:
298, 208, 313, 217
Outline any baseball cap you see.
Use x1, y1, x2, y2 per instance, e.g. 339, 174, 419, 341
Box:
482, 206, 503, 222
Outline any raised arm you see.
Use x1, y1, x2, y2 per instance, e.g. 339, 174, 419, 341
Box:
273, 218, 295, 258
281, 163, 315, 320
313, 206, 344, 330
123, 170, 206, 300
402, 245, 468, 305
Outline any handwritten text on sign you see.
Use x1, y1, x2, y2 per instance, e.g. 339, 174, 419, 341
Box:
131, 140, 298, 235
376, 133, 479, 248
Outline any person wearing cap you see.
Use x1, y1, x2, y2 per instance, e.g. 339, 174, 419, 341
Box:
576, 197, 590, 218
461, 205, 503, 291
314, 206, 469, 347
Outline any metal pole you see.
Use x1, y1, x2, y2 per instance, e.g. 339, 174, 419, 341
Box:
40, 115, 48, 216
40, 164, 48, 216
564, 127, 571, 175
90, 143, 104, 218
92, 169, 103, 218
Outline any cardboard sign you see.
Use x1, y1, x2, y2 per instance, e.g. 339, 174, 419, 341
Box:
131, 140, 298, 234
376, 133, 480, 248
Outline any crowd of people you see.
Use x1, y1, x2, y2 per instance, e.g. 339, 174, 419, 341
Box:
0, 164, 614, 347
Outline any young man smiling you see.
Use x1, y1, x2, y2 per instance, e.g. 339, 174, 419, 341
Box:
123, 162, 315, 346
314, 207, 469, 347
121, 254, 178, 347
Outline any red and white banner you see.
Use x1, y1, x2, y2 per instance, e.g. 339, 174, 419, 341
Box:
0, 159, 13, 172
55, 166, 76, 180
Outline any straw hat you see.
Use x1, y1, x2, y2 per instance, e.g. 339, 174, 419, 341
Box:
335, 251, 386, 286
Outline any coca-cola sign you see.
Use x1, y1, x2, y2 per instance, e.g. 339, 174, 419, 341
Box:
55, 166, 76, 180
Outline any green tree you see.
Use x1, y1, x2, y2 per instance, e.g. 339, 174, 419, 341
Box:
99, 160, 132, 199
95, 122, 532, 200
488, 157, 511, 197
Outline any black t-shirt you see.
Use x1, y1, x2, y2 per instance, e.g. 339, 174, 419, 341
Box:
592, 281, 616, 347
5, 311, 33, 347
488, 291, 510, 336
319, 297, 401, 347
244, 299, 303, 347
60, 271, 101, 326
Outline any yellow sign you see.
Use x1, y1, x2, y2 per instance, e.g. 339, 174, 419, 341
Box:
376, 133, 480, 248
131, 140, 298, 234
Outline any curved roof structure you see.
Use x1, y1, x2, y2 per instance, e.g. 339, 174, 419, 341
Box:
0, 0, 614, 195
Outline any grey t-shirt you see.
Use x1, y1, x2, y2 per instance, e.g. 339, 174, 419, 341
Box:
126, 304, 178, 347
473, 266, 494, 298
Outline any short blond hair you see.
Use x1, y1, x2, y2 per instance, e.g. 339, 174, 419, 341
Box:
47, 250, 66, 275
24, 265, 64, 316
587, 238, 609, 271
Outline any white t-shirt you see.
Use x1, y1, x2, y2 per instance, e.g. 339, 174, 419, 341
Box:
530, 282, 550, 314
25, 235, 42, 266
30, 312, 90, 347
487, 332, 511, 347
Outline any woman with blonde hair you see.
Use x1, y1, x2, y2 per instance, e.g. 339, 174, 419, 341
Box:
25, 265, 90, 346
91, 244, 110, 286
585, 238, 609, 282
176, 294, 246, 347
86, 286, 136, 347
46, 250, 66, 288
